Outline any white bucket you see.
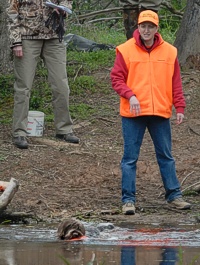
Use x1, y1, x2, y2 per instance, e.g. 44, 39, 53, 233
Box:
27, 111, 45, 137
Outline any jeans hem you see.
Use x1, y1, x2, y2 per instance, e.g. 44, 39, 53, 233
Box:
167, 195, 182, 203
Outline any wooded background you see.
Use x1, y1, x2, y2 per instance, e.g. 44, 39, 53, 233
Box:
0, 0, 200, 73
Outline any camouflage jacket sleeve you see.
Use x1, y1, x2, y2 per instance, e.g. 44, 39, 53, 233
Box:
6, 0, 22, 47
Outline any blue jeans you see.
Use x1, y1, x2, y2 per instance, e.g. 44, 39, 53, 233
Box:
160, 248, 178, 265
121, 116, 182, 203
121, 246, 136, 265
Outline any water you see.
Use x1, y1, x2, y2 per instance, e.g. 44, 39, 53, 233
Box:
0, 224, 200, 265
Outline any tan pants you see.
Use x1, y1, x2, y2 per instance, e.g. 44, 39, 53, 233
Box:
13, 39, 73, 137
119, 0, 162, 11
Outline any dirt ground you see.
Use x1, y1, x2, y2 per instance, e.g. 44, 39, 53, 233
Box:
0, 70, 200, 226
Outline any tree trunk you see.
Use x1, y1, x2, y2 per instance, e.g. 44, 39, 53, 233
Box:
0, 0, 13, 73
174, 0, 200, 70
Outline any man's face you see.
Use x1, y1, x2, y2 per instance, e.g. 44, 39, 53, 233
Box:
138, 22, 158, 43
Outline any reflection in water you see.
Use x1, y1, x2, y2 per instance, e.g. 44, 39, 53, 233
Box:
0, 225, 200, 265
121, 246, 136, 265
0, 241, 200, 265
0, 248, 16, 265
120, 246, 196, 265
160, 248, 178, 265
120, 246, 178, 265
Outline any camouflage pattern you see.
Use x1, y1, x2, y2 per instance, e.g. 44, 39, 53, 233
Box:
119, 0, 162, 11
6, 0, 72, 46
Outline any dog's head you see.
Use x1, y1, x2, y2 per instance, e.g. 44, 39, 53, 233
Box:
57, 219, 86, 240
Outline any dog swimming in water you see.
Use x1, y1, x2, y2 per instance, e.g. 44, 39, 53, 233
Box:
57, 218, 86, 240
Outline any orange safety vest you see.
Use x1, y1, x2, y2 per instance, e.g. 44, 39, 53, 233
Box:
116, 38, 177, 118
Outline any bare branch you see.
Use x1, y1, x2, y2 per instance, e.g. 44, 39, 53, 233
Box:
182, 181, 200, 193
69, 4, 184, 24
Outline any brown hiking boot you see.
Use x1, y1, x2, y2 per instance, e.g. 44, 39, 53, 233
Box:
122, 8, 139, 39
122, 202, 135, 215
168, 197, 191, 210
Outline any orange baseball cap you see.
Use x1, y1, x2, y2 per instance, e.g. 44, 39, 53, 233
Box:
138, 10, 159, 26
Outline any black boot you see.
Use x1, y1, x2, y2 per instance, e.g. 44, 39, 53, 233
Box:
122, 8, 139, 40
56, 133, 80, 144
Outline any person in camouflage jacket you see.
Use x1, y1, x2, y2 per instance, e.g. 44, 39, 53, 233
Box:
7, 0, 80, 149
119, 0, 162, 39
7, 0, 73, 45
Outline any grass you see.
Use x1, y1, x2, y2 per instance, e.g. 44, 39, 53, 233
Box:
0, 154, 8, 161
0, 220, 11, 224
178, 246, 200, 265
69, 103, 95, 120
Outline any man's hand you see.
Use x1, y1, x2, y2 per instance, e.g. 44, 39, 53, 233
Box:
54, 8, 60, 14
13, 46, 23, 57
129, 95, 141, 116
176, 113, 184, 125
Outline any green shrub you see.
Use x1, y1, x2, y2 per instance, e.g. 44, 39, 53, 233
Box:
0, 74, 14, 98
70, 103, 95, 120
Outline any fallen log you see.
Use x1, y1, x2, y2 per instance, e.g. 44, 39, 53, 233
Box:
0, 210, 36, 224
0, 178, 19, 212
0, 181, 10, 192
0, 179, 38, 223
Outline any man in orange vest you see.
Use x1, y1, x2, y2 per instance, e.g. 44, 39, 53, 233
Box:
119, 0, 162, 39
111, 10, 191, 215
